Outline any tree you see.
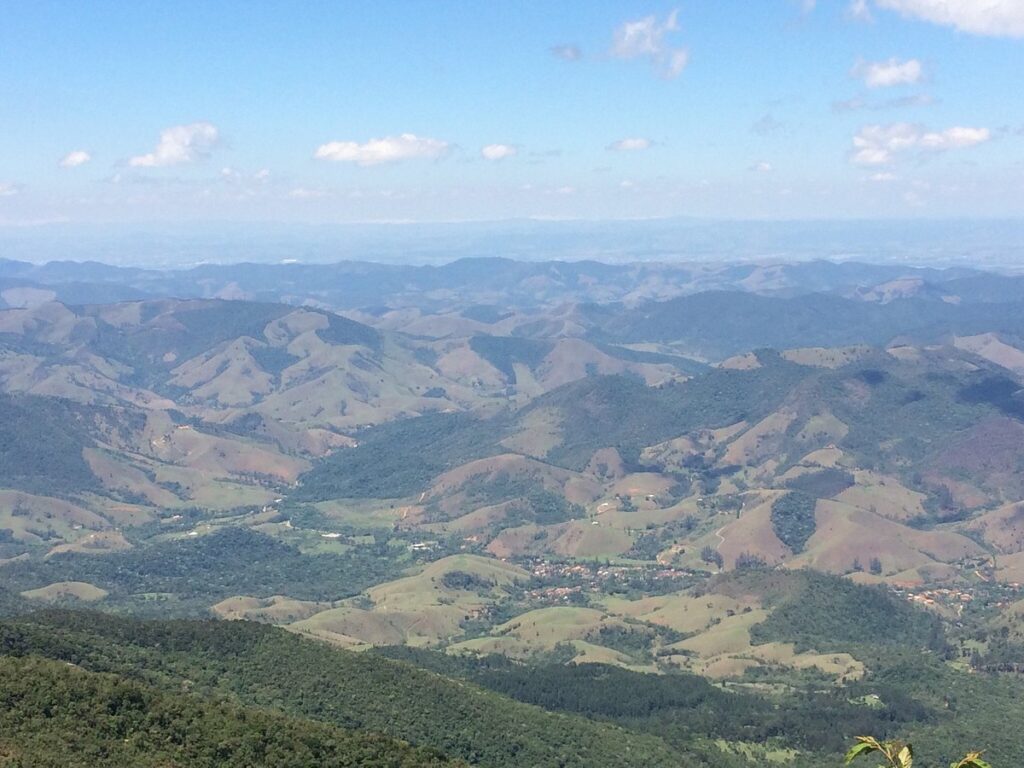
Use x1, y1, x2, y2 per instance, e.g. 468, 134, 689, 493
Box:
869, 557, 883, 575
845, 736, 991, 768
734, 551, 767, 570
700, 545, 723, 569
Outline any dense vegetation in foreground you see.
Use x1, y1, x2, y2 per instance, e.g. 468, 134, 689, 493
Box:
0, 607, 704, 768
0, 655, 457, 768
0, 594, 1017, 767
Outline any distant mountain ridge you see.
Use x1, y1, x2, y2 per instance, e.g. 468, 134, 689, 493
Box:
0, 256, 992, 313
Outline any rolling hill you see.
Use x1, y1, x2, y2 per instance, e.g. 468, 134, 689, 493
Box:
4, 257, 1024, 766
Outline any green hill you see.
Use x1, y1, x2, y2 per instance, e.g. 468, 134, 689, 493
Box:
0, 393, 100, 494
0, 655, 457, 768
0, 611, 700, 768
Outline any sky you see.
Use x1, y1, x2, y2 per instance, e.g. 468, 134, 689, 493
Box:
1, 0, 1023, 226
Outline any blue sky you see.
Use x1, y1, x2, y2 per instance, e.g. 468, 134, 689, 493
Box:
1, 0, 1023, 224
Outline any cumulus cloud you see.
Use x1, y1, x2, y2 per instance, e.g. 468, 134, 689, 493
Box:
315, 133, 448, 166
59, 150, 91, 168
481, 144, 518, 160
751, 161, 774, 173
550, 44, 582, 61
919, 125, 991, 148
607, 137, 652, 151
0, 182, 21, 197
851, 122, 990, 165
610, 10, 689, 79
870, 171, 899, 181
130, 122, 219, 167
874, 0, 1024, 37
853, 57, 923, 88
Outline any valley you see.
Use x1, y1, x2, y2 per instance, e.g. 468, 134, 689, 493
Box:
3, 256, 1024, 765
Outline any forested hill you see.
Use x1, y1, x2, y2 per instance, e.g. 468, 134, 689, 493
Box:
0, 654, 459, 768
1, 599, 1021, 767
0, 610, 704, 768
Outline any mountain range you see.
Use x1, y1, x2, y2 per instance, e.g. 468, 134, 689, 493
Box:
3, 255, 1024, 765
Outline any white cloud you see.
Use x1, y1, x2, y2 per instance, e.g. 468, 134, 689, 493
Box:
875, 0, 1024, 37
0, 182, 20, 197
612, 10, 677, 58
851, 122, 990, 165
662, 48, 690, 78
550, 44, 582, 61
607, 137, 652, 151
315, 133, 448, 166
59, 150, 91, 168
851, 124, 923, 165
130, 122, 219, 167
846, 0, 874, 21
481, 144, 518, 160
854, 57, 923, 88
870, 171, 899, 181
752, 161, 774, 173
610, 10, 689, 79
919, 125, 990, 148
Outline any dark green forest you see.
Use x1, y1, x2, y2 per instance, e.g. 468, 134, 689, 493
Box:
0, 655, 457, 768
0, 611, 699, 768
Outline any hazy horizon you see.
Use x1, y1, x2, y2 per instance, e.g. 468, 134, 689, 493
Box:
2, 216, 1023, 270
